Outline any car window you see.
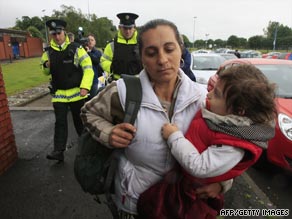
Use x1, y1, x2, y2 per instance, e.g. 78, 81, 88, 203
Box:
256, 64, 292, 98
192, 56, 224, 70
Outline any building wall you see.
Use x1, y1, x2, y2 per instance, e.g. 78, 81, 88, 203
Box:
27, 37, 43, 57
0, 64, 18, 175
2, 35, 13, 60
0, 42, 5, 60
0, 31, 43, 60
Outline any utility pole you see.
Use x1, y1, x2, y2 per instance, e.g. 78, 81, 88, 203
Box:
193, 16, 197, 49
42, 9, 49, 46
273, 24, 278, 51
205, 33, 209, 49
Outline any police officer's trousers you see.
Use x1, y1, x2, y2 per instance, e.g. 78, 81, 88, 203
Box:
52, 99, 85, 151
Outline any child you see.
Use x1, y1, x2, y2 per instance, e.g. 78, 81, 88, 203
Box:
137, 64, 276, 219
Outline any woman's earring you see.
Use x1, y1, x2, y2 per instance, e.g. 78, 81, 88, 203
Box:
180, 58, 185, 68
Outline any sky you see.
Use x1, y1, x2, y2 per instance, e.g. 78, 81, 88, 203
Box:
1, 0, 292, 41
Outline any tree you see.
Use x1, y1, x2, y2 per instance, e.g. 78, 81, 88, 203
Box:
248, 35, 264, 50
27, 26, 42, 38
238, 37, 248, 48
50, 5, 116, 48
227, 35, 239, 48
88, 16, 116, 48
214, 39, 226, 48
11, 6, 292, 50
195, 39, 205, 49
15, 16, 31, 30
51, 5, 89, 36
30, 16, 44, 31
181, 34, 191, 48
263, 21, 292, 49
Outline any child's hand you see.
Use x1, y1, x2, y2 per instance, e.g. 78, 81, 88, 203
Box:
162, 123, 178, 140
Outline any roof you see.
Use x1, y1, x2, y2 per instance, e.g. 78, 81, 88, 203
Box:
0, 28, 28, 36
222, 58, 292, 66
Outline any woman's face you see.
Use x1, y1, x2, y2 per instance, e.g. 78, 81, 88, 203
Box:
87, 35, 96, 49
141, 25, 182, 84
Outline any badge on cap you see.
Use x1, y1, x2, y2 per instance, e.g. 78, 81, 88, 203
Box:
46, 19, 67, 30
117, 12, 139, 27
51, 22, 56, 28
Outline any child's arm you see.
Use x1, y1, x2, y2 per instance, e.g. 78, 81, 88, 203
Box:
166, 131, 245, 178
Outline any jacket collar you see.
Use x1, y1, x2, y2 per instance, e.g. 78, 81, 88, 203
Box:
139, 69, 206, 112
117, 30, 138, 44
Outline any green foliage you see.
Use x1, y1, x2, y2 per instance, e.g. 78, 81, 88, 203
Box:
238, 37, 248, 48
248, 35, 265, 49
14, 5, 116, 48
214, 39, 226, 48
48, 5, 116, 48
195, 39, 206, 49
227, 35, 240, 48
11, 7, 292, 51
27, 26, 42, 38
1, 58, 48, 96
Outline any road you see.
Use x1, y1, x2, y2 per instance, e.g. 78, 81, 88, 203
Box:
9, 94, 292, 218
248, 164, 292, 212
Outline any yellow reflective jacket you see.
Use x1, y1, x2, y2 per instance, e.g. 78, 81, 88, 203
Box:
41, 36, 94, 103
100, 30, 139, 80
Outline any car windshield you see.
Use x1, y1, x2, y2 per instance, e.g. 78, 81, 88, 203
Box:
192, 56, 224, 70
256, 64, 292, 98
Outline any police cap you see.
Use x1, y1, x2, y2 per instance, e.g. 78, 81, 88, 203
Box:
117, 12, 138, 27
46, 19, 67, 30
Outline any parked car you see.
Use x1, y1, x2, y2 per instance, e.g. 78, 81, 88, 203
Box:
262, 52, 281, 59
214, 48, 234, 54
218, 53, 238, 60
277, 52, 292, 60
240, 50, 262, 58
192, 49, 212, 54
191, 53, 225, 85
216, 58, 292, 172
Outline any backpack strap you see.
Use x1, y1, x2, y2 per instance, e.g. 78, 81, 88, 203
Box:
122, 74, 142, 125
103, 74, 142, 218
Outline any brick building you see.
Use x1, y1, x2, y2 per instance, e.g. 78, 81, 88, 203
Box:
0, 28, 43, 61
0, 64, 18, 175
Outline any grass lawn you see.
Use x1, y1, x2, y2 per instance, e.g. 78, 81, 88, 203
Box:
1, 57, 49, 96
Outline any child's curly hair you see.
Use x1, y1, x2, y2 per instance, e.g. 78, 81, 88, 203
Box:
218, 64, 277, 124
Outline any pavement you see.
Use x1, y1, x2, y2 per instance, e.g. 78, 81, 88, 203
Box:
0, 84, 278, 219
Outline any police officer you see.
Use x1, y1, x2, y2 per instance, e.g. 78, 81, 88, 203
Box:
100, 12, 143, 80
41, 19, 94, 161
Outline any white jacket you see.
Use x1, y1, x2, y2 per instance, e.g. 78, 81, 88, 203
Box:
114, 69, 207, 214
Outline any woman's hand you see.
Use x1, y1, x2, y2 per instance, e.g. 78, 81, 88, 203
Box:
109, 123, 136, 148
195, 182, 222, 199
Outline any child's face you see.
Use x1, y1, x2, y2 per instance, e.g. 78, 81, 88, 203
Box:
206, 80, 230, 116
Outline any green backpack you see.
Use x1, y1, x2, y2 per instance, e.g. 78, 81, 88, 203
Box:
74, 75, 142, 215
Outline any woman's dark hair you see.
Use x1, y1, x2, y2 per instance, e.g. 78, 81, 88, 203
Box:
137, 19, 183, 56
219, 64, 277, 123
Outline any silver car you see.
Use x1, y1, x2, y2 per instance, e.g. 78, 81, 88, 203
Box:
191, 53, 225, 85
